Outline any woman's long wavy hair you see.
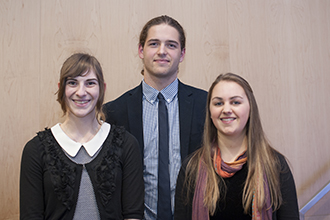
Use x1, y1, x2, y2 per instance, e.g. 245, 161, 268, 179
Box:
56, 53, 105, 124
185, 73, 283, 215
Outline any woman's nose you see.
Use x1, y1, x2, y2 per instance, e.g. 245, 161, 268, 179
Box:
76, 84, 87, 96
222, 104, 232, 114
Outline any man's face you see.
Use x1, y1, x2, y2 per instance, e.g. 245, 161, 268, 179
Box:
138, 24, 185, 86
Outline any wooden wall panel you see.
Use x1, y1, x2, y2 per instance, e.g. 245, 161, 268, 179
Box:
38, 0, 231, 127
285, 0, 330, 210
0, 0, 41, 219
1, 0, 329, 218
39, 0, 110, 128
227, 1, 330, 214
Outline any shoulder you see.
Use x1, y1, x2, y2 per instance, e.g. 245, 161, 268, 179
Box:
109, 125, 138, 148
21, 135, 42, 163
273, 150, 290, 170
23, 134, 42, 150
178, 81, 207, 107
104, 84, 142, 107
181, 148, 203, 175
22, 129, 52, 156
181, 151, 195, 169
269, 150, 295, 184
21, 129, 55, 171
103, 84, 142, 124
106, 125, 141, 167
178, 80, 207, 96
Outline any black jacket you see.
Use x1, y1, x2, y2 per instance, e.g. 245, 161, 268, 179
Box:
103, 80, 208, 161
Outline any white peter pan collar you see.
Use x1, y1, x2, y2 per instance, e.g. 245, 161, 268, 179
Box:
51, 122, 111, 157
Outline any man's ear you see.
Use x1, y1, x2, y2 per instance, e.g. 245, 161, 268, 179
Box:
179, 48, 186, 63
138, 44, 144, 59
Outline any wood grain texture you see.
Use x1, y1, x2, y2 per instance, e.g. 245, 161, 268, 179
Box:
0, 0, 41, 219
1, 0, 329, 219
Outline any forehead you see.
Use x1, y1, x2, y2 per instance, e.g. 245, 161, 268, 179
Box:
69, 69, 97, 80
146, 24, 180, 43
212, 81, 246, 97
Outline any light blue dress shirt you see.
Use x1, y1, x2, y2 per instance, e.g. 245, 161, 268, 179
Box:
142, 79, 181, 220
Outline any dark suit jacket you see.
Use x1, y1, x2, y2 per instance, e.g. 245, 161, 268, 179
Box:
103, 80, 207, 162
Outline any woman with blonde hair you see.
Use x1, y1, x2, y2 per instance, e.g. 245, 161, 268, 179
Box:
174, 73, 299, 219
20, 53, 144, 220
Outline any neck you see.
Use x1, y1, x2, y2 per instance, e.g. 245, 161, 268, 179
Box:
143, 72, 177, 91
217, 131, 247, 163
61, 113, 101, 144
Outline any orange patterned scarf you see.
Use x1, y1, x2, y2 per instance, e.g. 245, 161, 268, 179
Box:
192, 147, 272, 220
213, 147, 247, 178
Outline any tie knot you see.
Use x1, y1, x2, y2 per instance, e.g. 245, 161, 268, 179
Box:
158, 93, 165, 101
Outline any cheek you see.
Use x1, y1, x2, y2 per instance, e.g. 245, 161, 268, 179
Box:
209, 107, 219, 120
240, 106, 250, 124
210, 114, 221, 131
92, 88, 101, 101
210, 117, 217, 128
64, 86, 73, 98
144, 49, 154, 58
64, 90, 69, 99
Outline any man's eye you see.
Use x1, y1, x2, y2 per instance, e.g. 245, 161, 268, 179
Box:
168, 44, 176, 48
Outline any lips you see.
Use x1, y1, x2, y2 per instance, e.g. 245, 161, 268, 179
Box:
221, 117, 236, 123
154, 59, 170, 63
73, 100, 90, 105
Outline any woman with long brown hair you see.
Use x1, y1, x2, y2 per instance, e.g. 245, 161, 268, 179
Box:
174, 73, 299, 219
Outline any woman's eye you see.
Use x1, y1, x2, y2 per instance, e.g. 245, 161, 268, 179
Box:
67, 81, 76, 86
86, 81, 98, 87
232, 101, 241, 105
215, 102, 223, 106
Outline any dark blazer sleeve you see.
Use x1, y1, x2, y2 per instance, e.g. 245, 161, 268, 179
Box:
178, 82, 207, 160
103, 91, 134, 129
103, 84, 144, 156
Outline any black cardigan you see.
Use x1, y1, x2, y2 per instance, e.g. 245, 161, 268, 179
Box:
20, 125, 144, 220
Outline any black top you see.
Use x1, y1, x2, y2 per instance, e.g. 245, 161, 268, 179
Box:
174, 153, 299, 220
20, 125, 144, 220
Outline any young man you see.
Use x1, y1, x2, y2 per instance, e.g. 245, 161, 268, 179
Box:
103, 15, 207, 220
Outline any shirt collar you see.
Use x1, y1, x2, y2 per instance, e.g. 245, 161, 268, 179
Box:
142, 78, 178, 104
51, 122, 111, 157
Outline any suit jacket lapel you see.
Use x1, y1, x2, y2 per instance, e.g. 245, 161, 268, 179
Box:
127, 83, 144, 156
178, 81, 194, 161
